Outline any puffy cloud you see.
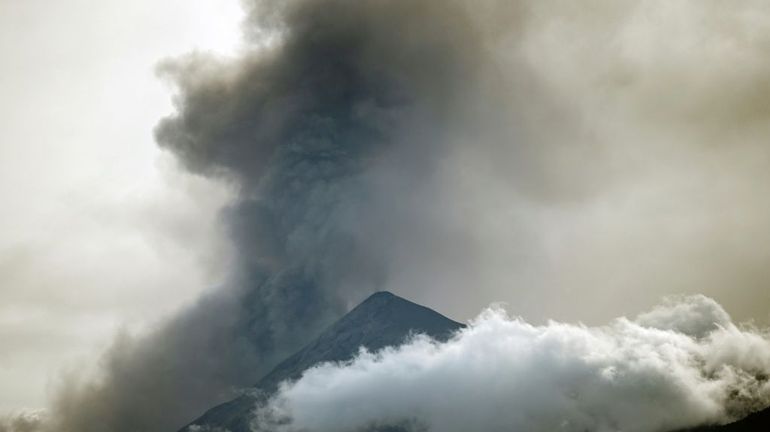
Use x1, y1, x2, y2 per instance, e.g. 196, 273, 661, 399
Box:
635, 295, 734, 338
256, 296, 770, 432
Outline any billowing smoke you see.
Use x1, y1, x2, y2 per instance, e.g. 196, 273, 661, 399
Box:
22, 0, 497, 431
0, 413, 45, 432
253, 296, 770, 432
8, 0, 770, 431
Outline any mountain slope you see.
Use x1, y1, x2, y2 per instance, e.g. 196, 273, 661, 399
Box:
680, 406, 770, 432
178, 291, 464, 432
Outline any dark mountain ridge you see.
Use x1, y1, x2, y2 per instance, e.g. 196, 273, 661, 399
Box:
178, 291, 464, 432
679, 406, 770, 432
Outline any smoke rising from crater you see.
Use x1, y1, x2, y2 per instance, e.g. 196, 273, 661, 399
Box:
7, 0, 770, 431
32, 0, 500, 430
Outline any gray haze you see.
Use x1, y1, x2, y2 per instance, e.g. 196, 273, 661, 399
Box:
0, 0, 239, 418
4, 0, 770, 431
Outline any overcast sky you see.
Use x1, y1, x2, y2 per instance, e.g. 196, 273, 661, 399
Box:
0, 0, 243, 413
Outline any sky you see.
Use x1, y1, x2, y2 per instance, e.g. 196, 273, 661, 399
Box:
0, 0, 241, 413
2, 0, 770, 428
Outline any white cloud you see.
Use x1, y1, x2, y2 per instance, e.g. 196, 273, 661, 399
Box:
255, 296, 770, 432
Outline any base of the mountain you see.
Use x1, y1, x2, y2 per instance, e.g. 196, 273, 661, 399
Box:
177, 291, 769, 432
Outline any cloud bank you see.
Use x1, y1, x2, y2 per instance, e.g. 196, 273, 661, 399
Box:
254, 296, 770, 432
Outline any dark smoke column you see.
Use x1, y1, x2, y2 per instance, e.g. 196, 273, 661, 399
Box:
157, 0, 480, 370
75, 0, 482, 430
46, 1, 484, 431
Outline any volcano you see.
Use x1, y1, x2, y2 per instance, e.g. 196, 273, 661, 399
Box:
178, 291, 464, 432
178, 292, 769, 432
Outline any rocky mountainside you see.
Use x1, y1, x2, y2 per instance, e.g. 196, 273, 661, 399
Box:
178, 291, 464, 432
680, 406, 770, 432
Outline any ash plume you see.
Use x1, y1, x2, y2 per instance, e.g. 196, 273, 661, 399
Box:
32, 1, 498, 431
9, 0, 770, 431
